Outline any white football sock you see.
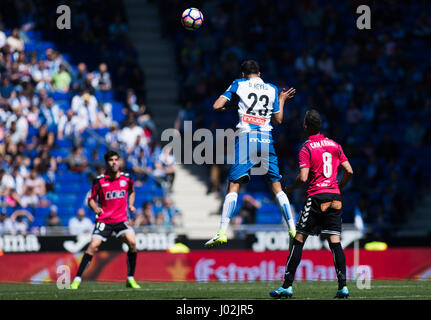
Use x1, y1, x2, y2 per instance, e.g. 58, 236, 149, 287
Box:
275, 191, 295, 230
219, 192, 238, 232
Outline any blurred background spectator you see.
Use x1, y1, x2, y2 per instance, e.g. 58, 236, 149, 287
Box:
68, 208, 94, 235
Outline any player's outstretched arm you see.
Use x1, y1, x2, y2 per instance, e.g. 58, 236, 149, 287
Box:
273, 87, 296, 125
213, 96, 229, 112
338, 161, 353, 190
285, 167, 309, 194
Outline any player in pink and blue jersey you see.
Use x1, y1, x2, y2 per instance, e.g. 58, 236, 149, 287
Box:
270, 109, 354, 299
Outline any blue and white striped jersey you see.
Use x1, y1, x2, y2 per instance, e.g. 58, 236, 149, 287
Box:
221, 77, 279, 133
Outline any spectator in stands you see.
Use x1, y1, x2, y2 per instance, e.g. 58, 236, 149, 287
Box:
105, 123, 122, 149
317, 51, 335, 78
119, 119, 144, 152
71, 62, 87, 93
156, 197, 182, 226
6, 28, 24, 53
9, 86, 30, 112
6, 121, 22, 145
5, 209, 33, 235
97, 102, 114, 127
23, 169, 46, 197
52, 63, 71, 92
45, 205, 63, 227
294, 50, 315, 75
32, 60, 53, 92
0, 76, 14, 100
19, 185, 39, 208
153, 145, 175, 193
63, 145, 88, 173
128, 146, 152, 185
92, 62, 111, 91
233, 194, 261, 227
40, 97, 60, 132
32, 123, 55, 151
0, 168, 15, 196
0, 212, 12, 235
10, 166, 24, 195
57, 109, 79, 141
68, 208, 94, 235
0, 27, 6, 50
134, 202, 156, 227
174, 100, 196, 133
137, 102, 156, 135
109, 15, 127, 40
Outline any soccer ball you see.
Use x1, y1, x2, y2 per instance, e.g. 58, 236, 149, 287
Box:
181, 8, 204, 31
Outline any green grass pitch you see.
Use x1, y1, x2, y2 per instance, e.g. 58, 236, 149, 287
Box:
0, 280, 430, 300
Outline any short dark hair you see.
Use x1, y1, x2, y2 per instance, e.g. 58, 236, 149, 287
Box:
241, 60, 260, 76
104, 150, 120, 163
304, 109, 322, 134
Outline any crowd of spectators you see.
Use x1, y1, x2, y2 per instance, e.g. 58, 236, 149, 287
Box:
158, 0, 431, 238
0, 1, 180, 235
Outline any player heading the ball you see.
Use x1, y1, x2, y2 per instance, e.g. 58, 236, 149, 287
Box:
205, 60, 297, 248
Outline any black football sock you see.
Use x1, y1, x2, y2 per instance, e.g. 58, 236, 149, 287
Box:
76, 253, 93, 278
127, 251, 137, 277
282, 239, 304, 288
329, 242, 347, 290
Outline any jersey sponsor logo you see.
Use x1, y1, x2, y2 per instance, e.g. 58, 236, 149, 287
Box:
105, 190, 126, 200
249, 137, 270, 144
242, 114, 265, 126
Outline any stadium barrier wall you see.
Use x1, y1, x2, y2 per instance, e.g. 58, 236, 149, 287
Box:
1, 249, 430, 283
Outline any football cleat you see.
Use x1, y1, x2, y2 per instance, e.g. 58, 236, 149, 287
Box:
204, 230, 227, 248
334, 286, 349, 299
126, 278, 141, 289
269, 286, 293, 299
70, 280, 81, 290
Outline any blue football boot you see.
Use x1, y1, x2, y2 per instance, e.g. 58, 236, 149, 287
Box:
269, 286, 293, 299
334, 286, 349, 299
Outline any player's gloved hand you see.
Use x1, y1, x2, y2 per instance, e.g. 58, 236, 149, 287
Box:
289, 228, 296, 239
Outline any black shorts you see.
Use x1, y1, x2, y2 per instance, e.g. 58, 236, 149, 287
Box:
92, 221, 134, 242
296, 193, 343, 236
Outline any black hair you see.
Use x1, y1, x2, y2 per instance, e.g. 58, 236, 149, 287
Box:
241, 60, 260, 76
104, 150, 120, 163
304, 109, 322, 134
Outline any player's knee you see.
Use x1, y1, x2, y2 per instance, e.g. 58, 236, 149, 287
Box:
128, 239, 137, 251
295, 233, 307, 243
87, 244, 99, 255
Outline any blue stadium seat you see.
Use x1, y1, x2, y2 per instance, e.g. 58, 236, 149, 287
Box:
111, 101, 126, 123
56, 139, 73, 149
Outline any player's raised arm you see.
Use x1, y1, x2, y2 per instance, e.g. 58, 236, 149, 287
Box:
213, 95, 230, 111
338, 161, 353, 190
273, 87, 295, 125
